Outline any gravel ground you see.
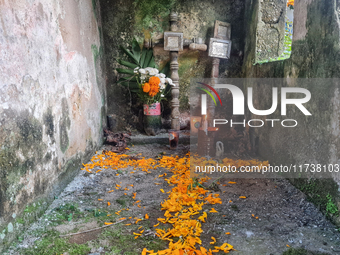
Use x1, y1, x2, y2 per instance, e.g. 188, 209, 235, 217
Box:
4, 144, 340, 255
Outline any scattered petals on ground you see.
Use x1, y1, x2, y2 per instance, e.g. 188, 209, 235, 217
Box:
81, 150, 269, 254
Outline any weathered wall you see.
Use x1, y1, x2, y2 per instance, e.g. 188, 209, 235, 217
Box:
0, 0, 106, 249
100, 0, 245, 131
255, 0, 287, 63
243, 0, 340, 224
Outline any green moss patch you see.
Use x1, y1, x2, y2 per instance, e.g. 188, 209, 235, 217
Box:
21, 230, 91, 255
283, 248, 330, 255
291, 179, 339, 220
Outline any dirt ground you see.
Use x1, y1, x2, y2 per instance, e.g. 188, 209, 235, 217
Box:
4, 144, 340, 255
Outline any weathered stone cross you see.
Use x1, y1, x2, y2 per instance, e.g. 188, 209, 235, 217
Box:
145, 12, 232, 130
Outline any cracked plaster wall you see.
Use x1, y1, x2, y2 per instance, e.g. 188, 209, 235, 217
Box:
0, 0, 106, 249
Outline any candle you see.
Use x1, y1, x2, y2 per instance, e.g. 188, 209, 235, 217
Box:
169, 130, 180, 150
201, 114, 208, 135
190, 116, 201, 134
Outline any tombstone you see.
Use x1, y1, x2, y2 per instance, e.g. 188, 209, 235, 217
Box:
209, 21, 232, 59
255, 0, 287, 63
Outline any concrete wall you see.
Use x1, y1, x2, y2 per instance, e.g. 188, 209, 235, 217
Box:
255, 0, 287, 63
243, 0, 340, 224
100, 0, 245, 131
0, 0, 106, 248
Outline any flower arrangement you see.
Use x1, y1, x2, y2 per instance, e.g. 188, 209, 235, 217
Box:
287, 0, 294, 7
134, 67, 174, 105
116, 38, 174, 106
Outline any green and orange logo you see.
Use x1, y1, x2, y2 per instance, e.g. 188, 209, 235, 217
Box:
196, 82, 222, 106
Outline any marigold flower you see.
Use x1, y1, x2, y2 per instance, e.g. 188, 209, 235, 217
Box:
149, 76, 160, 87
82, 149, 254, 253
143, 82, 150, 93
287, 0, 294, 6
210, 236, 216, 244
209, 208, 218, 213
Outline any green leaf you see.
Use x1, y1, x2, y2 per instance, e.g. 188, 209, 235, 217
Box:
140, 49, 147, 68
148, 57, 156, 68
131, 38, 141, 62
121, 81, 139, 89
116, 68, 135, 75
143, 49, 154, 68
117, 59, 138, 69
160, 61, 170, 76
117, 76, 137, 84
130, 88, 140, 93
120, 46, 139, 65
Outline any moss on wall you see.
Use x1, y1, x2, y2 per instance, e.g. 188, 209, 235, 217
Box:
242, 0, 340, 225
178, 50, 203, 111
291, 179, 339, 224
134, 0, 176, 34
0, 108, 47, 221
0, 0, 106, 250
59, 98, 71, 153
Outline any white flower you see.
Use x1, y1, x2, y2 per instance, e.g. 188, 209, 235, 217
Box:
140, 74, 147, 81
166, 78, 175, 86
134, 67, 140, 74
160, 83, 166, 90
161, 94, 164, 97
160, 78, 166, 84
145, 67, 159, 76
139, 68, 146, 74
155, 73, 165, 79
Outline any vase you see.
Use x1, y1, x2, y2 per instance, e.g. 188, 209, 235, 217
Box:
143, 102, 162, 136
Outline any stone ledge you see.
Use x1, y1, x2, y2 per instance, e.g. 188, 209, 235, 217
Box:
129, 132, 193, 145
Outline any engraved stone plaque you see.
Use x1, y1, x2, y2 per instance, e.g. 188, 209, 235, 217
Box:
214, 21, 231, 40
208, 38, 232, 59
164, 32, 183, 51
218, 26, 228, 38
168, 37, 179, 48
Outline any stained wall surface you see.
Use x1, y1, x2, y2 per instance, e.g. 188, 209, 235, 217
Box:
0, 0, 106, 248
243, 0, 340, 224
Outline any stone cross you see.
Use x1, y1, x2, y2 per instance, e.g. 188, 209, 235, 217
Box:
163, 12, 182, 130
162, 12, 209, 130
207, 20, 232, 126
